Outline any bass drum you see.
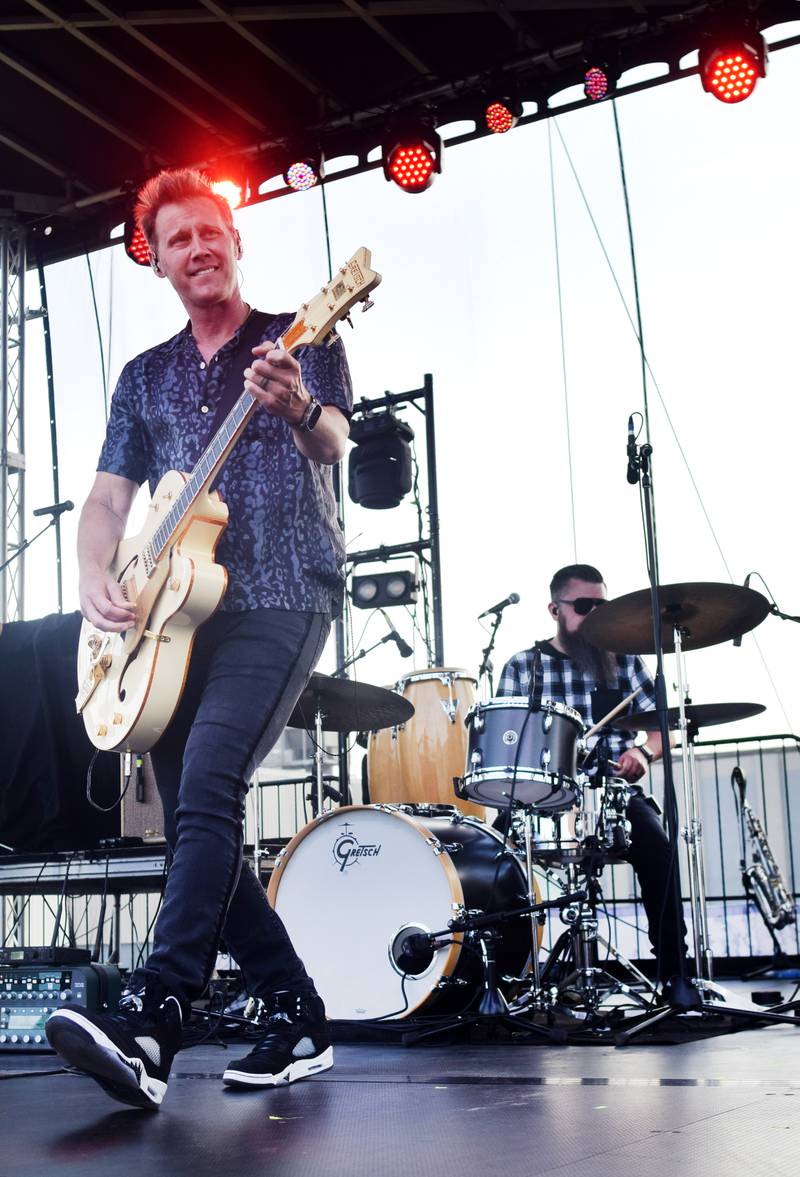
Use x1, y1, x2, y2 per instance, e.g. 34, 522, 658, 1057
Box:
368, 668, 485, 819
267, 804, 539, 1020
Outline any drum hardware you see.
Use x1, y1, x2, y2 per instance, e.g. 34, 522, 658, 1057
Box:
519, 856, 658, 1027
398, 889, 586, 1044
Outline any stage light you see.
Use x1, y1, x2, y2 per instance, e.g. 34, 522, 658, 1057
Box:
351, 570, 418, 610
485, 97, 521, 134
210, 179, 243, 209
382, 117, 441, 194
348, 411, 415, 509
700, 31, 767, 103
124, 219, 151, 266
283, 152, 322, 191
584, 65, 610, 102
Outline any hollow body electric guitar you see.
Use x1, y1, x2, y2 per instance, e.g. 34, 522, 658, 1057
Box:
76, 248, 381, 753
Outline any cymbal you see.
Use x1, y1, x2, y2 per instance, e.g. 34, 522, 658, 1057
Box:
287, 673, 414, 733
611, 701, 766, 732
581, 582, 771, 654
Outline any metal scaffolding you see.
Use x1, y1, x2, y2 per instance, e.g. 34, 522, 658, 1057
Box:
1, 218, 25, 623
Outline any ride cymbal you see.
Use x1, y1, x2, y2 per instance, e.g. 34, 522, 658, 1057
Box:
611, 701, 766, 732
581, 582, 770, 654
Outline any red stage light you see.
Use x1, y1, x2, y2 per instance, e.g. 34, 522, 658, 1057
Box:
584, 66, 609, 102
485, 99, 520, 134
700, 33, 766, 103
382, 118, 441, 194
124, 221, 151, 267
387, 144, 434, 190
210, 179, 243, 209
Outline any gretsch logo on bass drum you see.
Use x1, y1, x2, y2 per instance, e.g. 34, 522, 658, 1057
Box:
332, 822, 382, 873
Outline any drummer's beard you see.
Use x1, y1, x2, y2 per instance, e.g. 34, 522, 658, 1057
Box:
558, 621, 616, 685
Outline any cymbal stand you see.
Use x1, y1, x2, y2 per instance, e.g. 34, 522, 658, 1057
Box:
312, 700, 327, 818
521, 808, 543, 992
672, 625, 715, 986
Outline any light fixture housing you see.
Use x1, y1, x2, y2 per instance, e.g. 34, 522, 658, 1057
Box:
699, 29, 767, 103
124, 219, 151, 266
382, 115, 442, 193
351, 569, 418, 610
484, 96, 522, 134
281, 146, 323, 192
348, 412, 415, 510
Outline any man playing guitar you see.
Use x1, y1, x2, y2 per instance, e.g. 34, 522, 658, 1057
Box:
47, 168, 351, 1108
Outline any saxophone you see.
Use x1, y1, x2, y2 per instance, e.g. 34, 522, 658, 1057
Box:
734, 767, 796, 931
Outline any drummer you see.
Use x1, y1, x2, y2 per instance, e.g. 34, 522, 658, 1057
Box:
497, 563, 688, 996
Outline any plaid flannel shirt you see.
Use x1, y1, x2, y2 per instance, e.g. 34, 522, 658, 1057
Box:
496, 641, 657, 763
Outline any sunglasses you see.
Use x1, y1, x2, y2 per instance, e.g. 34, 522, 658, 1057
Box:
556, 597, 607, 616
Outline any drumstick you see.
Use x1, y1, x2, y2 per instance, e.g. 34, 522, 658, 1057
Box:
583, 688, 642, 742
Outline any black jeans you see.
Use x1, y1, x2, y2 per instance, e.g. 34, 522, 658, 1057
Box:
133, 607, 330, 1007
625, 787, 688, 982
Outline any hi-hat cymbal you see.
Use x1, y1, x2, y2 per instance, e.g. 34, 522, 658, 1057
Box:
581, 582, 770, 654
611, 701, 766, 732
287, 673, 414, 733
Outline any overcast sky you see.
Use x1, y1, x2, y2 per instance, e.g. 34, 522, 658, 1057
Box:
18, 31, 800, 742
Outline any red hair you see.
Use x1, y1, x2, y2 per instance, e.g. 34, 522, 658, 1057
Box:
134, 168, 235, 249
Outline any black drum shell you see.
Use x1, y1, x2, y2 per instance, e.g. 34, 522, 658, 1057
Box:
407, 809, 532, 1014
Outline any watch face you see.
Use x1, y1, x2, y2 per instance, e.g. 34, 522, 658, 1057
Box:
305, 400, 322, 430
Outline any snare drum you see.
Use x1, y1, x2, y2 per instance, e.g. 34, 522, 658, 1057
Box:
461, 697, 582, 812
267, 804, 538, 1020
368, 668, 485, 818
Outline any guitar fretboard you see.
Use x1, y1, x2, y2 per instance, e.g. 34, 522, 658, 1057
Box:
148, 386, 256, 568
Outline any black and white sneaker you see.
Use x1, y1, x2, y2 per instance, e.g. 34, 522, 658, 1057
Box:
45, 983, 183, 1109
223, 990, 333, 1089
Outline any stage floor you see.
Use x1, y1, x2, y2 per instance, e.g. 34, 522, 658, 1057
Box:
2, 985, 800, 1177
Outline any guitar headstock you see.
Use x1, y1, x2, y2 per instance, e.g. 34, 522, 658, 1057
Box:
281, 247, 381, 352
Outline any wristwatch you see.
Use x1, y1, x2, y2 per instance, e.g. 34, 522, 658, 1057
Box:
639, 743, 655, 764
296, 395, 322, 432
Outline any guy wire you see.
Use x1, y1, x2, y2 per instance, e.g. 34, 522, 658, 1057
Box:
547, 120, 578, 563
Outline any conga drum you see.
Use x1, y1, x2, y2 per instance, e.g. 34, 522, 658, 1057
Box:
367, 668, 485, 819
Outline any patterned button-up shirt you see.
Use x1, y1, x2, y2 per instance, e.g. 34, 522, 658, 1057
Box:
97, 311, 352, 615
497, 641, 657, 763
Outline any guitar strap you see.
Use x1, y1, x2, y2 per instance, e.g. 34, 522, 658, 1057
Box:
204, 309, 274, 444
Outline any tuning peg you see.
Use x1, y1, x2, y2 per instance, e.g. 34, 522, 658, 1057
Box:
326, 331, 340, 348
361, 296, 374, 312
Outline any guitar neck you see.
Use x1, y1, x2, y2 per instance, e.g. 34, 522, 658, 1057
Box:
149, 329, 293, 563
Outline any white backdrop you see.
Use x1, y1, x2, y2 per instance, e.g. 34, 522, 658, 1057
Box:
19, 41, 800, 740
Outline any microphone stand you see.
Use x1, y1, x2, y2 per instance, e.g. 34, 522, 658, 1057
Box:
617, 437, 799, 1042
333, 632, 408, 678
0, 516, 59, 574
477, 610, 505, 698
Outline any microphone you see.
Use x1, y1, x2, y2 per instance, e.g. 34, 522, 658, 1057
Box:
379, 609, 413, 658
33, 499, 74, 518
477, 592, 520, 620
626, 416, 639, 485
733, 574, 752, 647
